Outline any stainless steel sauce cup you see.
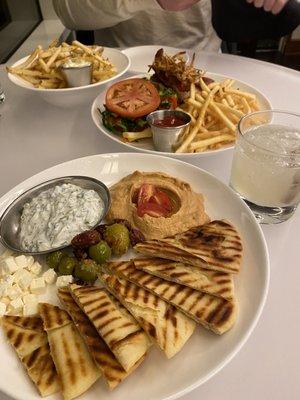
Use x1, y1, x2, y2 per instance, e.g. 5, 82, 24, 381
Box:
61, 62, 92, 88
147, 110, 191, 152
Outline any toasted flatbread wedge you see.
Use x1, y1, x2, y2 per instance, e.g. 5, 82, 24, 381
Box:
39, 303, 100, 400
22, 343, 61, 397
70, 285, 151, 372
2, 316, 60, 397
2, 315, 48, 357
134, 220, 243, 274
106, 261, 237, 335
102, 273, 195, 358
134, 258, 234, 301
58, 287, 135, 389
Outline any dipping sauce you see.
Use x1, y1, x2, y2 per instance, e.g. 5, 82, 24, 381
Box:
153, 116, 186, 128
19, 183, 104, 252
62, 58, 91, 68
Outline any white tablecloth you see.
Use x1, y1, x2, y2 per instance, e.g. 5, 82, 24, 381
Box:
0, 51, 299, 400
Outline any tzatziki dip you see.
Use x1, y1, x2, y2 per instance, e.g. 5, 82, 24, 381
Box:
19, 183, 104, 252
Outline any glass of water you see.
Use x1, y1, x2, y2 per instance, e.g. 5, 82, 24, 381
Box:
229, 110, 300, 224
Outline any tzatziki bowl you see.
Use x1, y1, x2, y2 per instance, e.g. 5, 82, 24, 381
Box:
0, 176, 110, 255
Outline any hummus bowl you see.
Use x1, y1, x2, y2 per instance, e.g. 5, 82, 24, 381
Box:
0, 153, 269, 400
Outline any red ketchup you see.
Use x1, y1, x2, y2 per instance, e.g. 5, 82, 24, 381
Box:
153, 116, 185, 128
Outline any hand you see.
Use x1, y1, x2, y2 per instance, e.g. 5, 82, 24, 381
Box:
156, 0, 200, 11
246, 0, 289, 14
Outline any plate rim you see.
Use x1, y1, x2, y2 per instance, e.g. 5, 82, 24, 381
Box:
90, 73, 272, 158
7, 47, 131, 92
0, 152, 270, 400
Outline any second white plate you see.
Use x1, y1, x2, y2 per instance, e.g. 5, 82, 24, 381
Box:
0, 153, 269, 400
91, 73, 272, 159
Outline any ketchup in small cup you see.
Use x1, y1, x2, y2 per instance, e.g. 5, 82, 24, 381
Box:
147, 110, 191, 153
153, 115, 187, 128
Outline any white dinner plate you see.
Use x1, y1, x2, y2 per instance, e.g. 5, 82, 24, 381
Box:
0, 153, 269, 400
91, 73, 272, 159
122, 45, 189, 73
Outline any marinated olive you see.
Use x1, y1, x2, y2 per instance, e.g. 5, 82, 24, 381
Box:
104, 223, 130, 256
88, 240, 111, 264
74, 259, 98, 283
58, 255, 77, 276
46, 250, 64, 270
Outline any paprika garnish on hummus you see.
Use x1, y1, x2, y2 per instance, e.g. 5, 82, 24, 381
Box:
106, 171, 210, 240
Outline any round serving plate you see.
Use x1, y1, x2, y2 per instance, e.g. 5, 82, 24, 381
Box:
91, 73, 272, 159
0, 153, 269, 400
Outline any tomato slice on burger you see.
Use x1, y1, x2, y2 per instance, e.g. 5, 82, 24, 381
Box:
105, 78, 161, 119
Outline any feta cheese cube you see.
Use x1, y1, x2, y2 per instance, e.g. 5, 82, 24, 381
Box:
1, 257, 19, 275
28, 262, 42, 276
0, 282, 8, 297
7, 284, 23, 300
14, 255, 28, 269
43, 269, 57, 285
18, 270, 34, 290
4, 275, 14, 286
9, 298, 23, 314
0, 250, 14, 262
30, 277, 46, 294
0, 297, 10, 306
26, 256, 34, 268
23, 302, 38, 316
56, 275, 73, 288
0, 278, 13, 297
23, 293, 37, 304
0, 302, 7, 316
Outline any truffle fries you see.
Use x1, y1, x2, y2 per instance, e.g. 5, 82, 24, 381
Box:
7, 39, 116, 89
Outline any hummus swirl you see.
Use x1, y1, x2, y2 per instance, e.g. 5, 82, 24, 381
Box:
107, 171, 210, 240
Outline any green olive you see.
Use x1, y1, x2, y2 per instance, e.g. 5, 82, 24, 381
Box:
104, 223, 130, 256
88, 240, 111, 264
58, 255, 77, 276
46, 251, 64, 271
74, 259, 98, 283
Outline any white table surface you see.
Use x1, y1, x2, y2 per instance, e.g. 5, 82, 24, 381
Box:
0, 51, 300, 400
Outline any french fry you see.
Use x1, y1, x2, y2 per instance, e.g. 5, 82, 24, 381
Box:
189, 134, 235, 151
176, 76, 261, 153
7, 39, 116, 89
123, 128, 152, 142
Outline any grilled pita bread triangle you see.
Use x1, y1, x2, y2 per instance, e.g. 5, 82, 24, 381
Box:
106, 261, 237, 335
58, 287, 137, 390
2, 315, 48, 357
133, 258, 234, 301
101, 273, 195, 358
22, 343, 61, 397
38, 302, 72, 330
134, 220, 243, 274
2, 316, 60, 397
70, 284, 151, 372
39, 303, 100, 400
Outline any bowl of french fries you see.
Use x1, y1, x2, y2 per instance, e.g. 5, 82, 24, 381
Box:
91, 72, 272, 158
6, 39, 130, 108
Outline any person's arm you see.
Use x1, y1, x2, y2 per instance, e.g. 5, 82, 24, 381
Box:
53, 0, 161, 30
246, 0, 289, 14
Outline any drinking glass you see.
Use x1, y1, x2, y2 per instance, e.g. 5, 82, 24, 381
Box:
229, 110, 300, 224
